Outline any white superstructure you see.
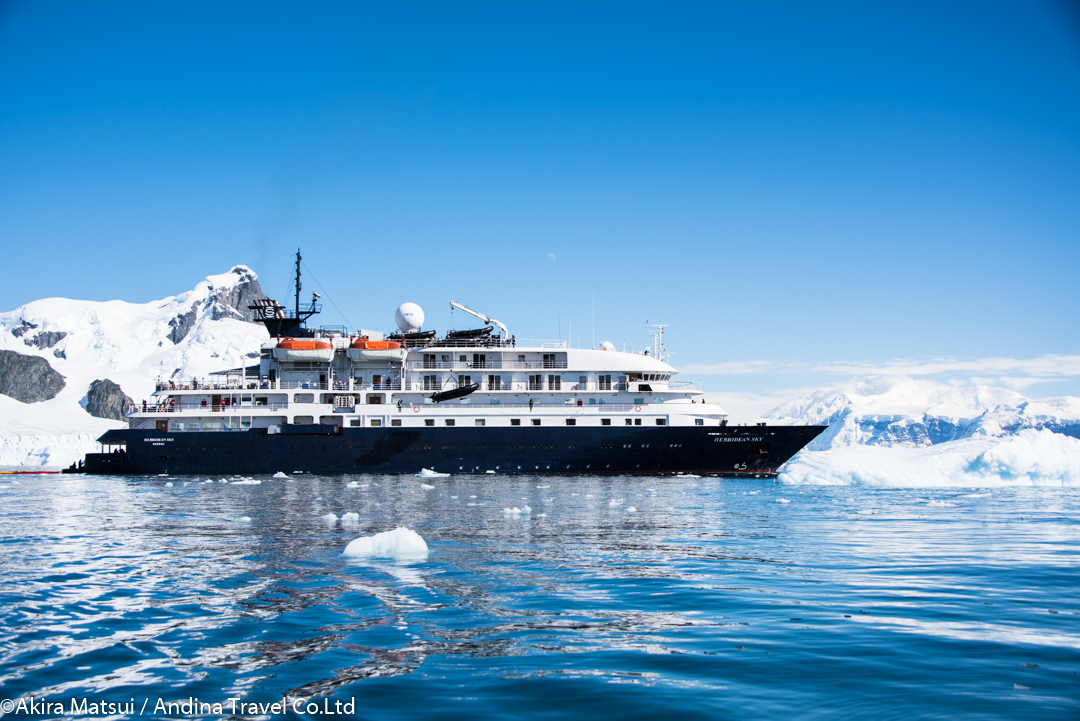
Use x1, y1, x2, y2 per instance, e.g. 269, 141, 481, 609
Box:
123, 306, 728, 434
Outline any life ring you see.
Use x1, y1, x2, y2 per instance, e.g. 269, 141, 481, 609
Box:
634, 405, 641, 412
413, 406, 420, 413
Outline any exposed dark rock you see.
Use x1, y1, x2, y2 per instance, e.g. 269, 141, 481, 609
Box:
209, 266, 268, 323
53, 349, 66, 360
11, 320, 38, 338
85, 379, 134, 421
167, 301, 201, 344
25, 330, 67, 349
0, 350, 66, 403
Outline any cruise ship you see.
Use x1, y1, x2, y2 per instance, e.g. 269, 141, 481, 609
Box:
78, 253, 825, 476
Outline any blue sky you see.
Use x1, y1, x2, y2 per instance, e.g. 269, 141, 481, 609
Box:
2, 1, 1079, 416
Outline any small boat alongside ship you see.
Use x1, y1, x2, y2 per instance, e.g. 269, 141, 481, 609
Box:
74, 251, 826, 476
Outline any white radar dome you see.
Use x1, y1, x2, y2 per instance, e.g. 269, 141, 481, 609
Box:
395, 303, 425, 332
600, 341, 615, 351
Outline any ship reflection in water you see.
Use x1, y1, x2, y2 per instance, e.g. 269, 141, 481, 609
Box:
1, 473, 1078, 719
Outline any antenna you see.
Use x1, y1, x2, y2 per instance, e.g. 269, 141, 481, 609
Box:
647, 322, 670, 362
294, 248, 302, 319
591, 292, 595, 350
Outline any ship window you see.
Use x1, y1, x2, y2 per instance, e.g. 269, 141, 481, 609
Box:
459, 355, 467, 363
532, 419, 541, 426
391, 419, 401, 427
445, 419, 455, 426
634, 398, 644, 404
511, 419, 521, 426
635, 418, 642, 426
695, 419, 704, 426
656, 418, 666, 425
548, 375, 561, 390
625, 419, 632, 425
602, 418, 611, 426
350, 419, 361, 427
475, 419, 485, 426
370, 419, 382, 427
425, 419, 434, 426
566, 419, 576, 426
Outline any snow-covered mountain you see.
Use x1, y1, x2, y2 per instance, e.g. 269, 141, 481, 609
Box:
0, 267, 271, 466
764, 376, 1080, 487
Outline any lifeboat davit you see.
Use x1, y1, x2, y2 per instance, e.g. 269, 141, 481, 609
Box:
272, 337, 335, 362
347, 338, 407, 362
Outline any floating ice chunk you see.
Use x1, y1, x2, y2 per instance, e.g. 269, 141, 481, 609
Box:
231, 479, 261, 485
609, 499, 623, 506
537, 485, 550, 489
962, 493, 992, 498
450, 495, 458, 499
503, 506, 526, 514
293, 471, 303, 475
204, 479, 214, 484
347, 481, 359, 488
676, 474, 701, 479
572, 493, 579, 496
421, 483, 435, 489
341, 512, 360, 522
537, 513, 547, 518
927, 500, 955, 507
239, 516, 251, 522
646, 488, 656, 492
165, 482, 173, 487
415, 468, 450, 478
219, 479, 229, 483
485, 470, 496, 474
321, 513, 339, 523
157, 474, 169, 477
343, 527, 428, 559
273, 472, 289, 478
775, 498, 791, 504
469, 495, 477, 499
748, 491, 760, 495
626, 506, 637, 512
586, 494, 594, 498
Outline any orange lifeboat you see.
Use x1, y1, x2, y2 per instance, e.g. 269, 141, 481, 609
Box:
350, 338, 402, 350
272, 337, 335, 362
277, 338, 333, 351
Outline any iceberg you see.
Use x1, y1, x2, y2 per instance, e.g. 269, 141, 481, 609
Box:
343, 527, 428, 560
415, 468, 449, 478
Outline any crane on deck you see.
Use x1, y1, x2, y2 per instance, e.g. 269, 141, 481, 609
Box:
449, 301, 509, 341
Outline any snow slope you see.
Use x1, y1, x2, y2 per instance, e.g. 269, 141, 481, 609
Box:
0, 267, 270, 466
766, 376, 1080, 487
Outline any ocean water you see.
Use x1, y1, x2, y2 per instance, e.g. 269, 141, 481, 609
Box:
0, 473, 1078, 719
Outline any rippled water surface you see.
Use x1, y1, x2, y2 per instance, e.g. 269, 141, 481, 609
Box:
1, 473, 1078, 719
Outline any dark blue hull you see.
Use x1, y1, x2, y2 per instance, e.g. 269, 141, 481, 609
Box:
81, 424, 826, 476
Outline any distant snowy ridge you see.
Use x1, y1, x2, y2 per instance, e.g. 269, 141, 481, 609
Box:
0, 266, 269, 466
766, 376, 1080, 487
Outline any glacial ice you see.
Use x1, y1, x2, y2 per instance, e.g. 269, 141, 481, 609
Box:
341, 512, 360, 522
343, 527, 429, 560
273, 472, 288, 479
321, 513, 339, 523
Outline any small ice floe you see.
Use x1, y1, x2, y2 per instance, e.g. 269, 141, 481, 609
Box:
485, 470, 496, 474
218, 479, 229, 483
341, 512, 360, 522
421, 483, 435, 489
415, 468, 450, 478
204, 479, 214, 484
450, 495, 458, 499
165, 482, 173, 487
748, 491, 760, 495
231, 479, 261, 485
537, 513, 548, 518
571, 493, 579, 496
1013, 683, 1031, 691
321, 513, 339, 523
927, 500, 956, 507
676, 473, 701, 479
292, 471, 303, 475
503, 505, 532, 515
962, 493, 992, 498
586, 494, 594, 498
626, 506, 637, 513
537, 485, 550, 489
609, 498, 623, 506
273, 472, 289, 479
775, 498, 791, 504
347, 481, 360, 488
343, 527, 428, 559
469, 495, 477, 499
0, 484, 9, 489
646, 488, 656, 492
157, 474, 169, 477
239, 516, 252, 523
